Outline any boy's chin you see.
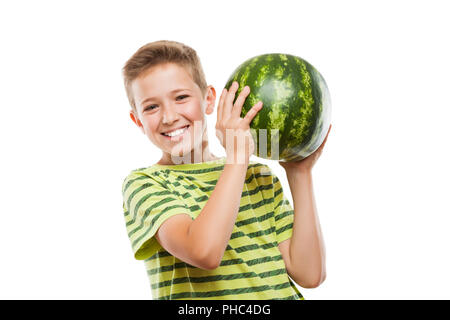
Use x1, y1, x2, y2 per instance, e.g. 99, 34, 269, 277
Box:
166, 144, 208, 164
167, 141, 192, 155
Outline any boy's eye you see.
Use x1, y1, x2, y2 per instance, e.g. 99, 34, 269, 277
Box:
144, 105, 158, 111
144, 95, 188, 111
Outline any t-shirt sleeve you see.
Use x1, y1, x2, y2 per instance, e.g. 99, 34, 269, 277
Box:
271, 170, 295, 245
121, 171, 194, 260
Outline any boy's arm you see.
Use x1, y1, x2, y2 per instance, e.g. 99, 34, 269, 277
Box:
278, 125, 331, 287
278, 170, 326, 288
155, 161, 249, 270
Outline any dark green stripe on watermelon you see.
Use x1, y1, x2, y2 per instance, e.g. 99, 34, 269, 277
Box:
282, 56, 319, 161
224, 53, 331, 161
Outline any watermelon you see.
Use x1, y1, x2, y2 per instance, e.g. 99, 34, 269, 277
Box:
225, 53, 331, 162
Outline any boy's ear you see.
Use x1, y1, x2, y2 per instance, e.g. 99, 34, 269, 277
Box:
205, 85, 216, 115
129, 110, 145, 135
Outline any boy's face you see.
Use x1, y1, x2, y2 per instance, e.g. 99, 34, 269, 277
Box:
130, 63, 216, 160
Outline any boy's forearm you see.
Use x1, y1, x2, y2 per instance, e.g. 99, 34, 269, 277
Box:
286, 169, 326, 287
187, 158, 248, 268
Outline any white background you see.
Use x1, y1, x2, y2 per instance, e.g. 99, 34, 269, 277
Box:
1, 0, 449, 299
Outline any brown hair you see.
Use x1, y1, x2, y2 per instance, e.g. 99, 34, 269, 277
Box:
122, 40, 208, 113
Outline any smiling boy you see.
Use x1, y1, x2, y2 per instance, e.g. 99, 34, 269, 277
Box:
121, 40, 330, 300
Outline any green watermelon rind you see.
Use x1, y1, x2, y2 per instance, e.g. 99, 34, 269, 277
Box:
224, 53, 331, 162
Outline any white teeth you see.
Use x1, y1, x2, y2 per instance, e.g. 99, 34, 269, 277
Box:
163, 126, 188, 137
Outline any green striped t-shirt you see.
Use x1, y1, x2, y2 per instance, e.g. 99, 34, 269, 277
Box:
121, 157, 303, 300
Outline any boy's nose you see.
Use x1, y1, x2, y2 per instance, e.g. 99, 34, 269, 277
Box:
162, 106, 179, 124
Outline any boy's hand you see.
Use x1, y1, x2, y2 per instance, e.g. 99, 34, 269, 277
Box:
279, 124, 332, 173
215, 81, 263, 165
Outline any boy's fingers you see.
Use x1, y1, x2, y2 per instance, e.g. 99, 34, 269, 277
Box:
217, 88, 227, 123
242, 101, 263, 125
318, 124, 332, 150
231, 85, 250, 118
223, 81, 239, 119
323, 124, 332, 142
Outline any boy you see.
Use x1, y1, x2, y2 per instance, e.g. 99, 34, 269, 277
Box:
121, 40, 330, 300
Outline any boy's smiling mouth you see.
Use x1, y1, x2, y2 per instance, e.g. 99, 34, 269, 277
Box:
161, 125, 190, 141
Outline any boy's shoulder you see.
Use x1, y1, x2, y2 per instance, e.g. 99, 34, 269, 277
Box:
121, 164, 159, 193
248, 160, 274, 177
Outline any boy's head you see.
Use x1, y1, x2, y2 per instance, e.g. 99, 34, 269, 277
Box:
122, 40, 217, 164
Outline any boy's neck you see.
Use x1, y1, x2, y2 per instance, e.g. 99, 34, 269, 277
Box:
157, 142, 220, 166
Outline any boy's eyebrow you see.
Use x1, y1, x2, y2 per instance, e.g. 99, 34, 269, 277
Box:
140, 88, 191, 107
